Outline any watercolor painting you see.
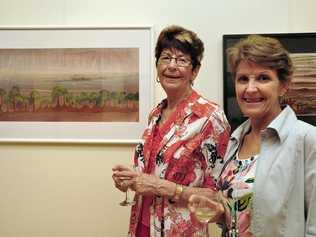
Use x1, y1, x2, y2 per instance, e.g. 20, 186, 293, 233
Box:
0, 27, 153, 142
0, 48, 139, 122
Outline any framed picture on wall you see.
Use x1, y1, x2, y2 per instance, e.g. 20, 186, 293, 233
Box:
223, 33, 316, 130
0, 26, 154, 143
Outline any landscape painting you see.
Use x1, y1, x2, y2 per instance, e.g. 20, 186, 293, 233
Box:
0, 27, 153, 143
0, 48, 139, 122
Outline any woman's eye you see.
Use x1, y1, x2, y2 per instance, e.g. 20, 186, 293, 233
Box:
257, 74, 270, 81
160, 56, 170, 61
236, 75, 248, 83
178, 58, 187, 64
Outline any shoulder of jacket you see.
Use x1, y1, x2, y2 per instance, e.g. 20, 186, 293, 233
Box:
292, 121, 316, 146
296, 120, 316, 134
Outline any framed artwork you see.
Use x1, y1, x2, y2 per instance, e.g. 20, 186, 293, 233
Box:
223, 33, 316, 130
0, 26, 154, 143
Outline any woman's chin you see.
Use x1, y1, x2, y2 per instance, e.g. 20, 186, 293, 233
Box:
241, 110, 264, 120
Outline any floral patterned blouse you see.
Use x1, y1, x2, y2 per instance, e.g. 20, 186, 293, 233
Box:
128, 90, 230, 237
217, 151, 258, 237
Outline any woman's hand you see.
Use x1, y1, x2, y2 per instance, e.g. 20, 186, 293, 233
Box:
113, 165, 176, 197
112, 164, 138, 192
131, 173, 162, 196
116, 170, 161, 196
188, 193, 225, 223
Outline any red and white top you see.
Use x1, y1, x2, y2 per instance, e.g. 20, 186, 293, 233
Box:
128, 90, 230, 237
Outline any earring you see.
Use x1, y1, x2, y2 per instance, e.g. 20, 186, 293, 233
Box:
279, 94, 285, 105
156, 76, 160, 83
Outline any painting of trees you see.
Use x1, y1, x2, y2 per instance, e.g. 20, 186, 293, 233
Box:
0, 48, 140, 122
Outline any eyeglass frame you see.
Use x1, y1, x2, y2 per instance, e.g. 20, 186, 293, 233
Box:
157, 54, 192, 67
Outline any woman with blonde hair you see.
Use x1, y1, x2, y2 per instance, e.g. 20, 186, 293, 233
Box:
189, 35, 316, 237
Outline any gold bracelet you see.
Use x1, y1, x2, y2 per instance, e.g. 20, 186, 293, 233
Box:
173, 184, 184, 202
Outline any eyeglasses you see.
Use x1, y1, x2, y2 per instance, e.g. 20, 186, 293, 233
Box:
158, 55, 192, 67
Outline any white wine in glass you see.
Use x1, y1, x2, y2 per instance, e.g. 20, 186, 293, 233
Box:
189, 193, 219, 236
195, 207, 216, 223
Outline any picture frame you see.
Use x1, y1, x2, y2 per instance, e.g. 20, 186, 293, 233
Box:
223, 33, 316, 130
0, 26, 154, 143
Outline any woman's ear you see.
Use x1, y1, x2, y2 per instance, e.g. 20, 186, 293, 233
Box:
280, 81, 290, 97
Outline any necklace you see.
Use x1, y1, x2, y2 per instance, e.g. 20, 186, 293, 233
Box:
229, 160, 241, 237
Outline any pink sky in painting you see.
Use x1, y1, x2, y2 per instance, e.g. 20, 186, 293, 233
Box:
0, 48, 138, 75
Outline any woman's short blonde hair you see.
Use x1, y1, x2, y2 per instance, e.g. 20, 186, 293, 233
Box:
227, 35, 293, 83
155, 25, 204, 70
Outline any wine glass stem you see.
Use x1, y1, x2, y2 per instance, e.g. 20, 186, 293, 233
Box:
198, 223, 207, 237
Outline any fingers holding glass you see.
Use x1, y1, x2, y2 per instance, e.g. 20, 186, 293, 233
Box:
113, 165, 137, 206
113, 175, 128, 192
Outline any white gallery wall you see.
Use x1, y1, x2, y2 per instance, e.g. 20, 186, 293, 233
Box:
0, 0, 315, 236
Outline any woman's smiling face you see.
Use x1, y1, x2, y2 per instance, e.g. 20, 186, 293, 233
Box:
235, 60, 288, 125
157, 48, 199, 95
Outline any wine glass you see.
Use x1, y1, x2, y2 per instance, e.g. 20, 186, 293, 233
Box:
188, 194, 219, 237
119, 165, 136, 206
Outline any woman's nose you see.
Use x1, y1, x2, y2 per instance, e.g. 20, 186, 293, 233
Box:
245, 78, 258, 92
167, 58, 178, 67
